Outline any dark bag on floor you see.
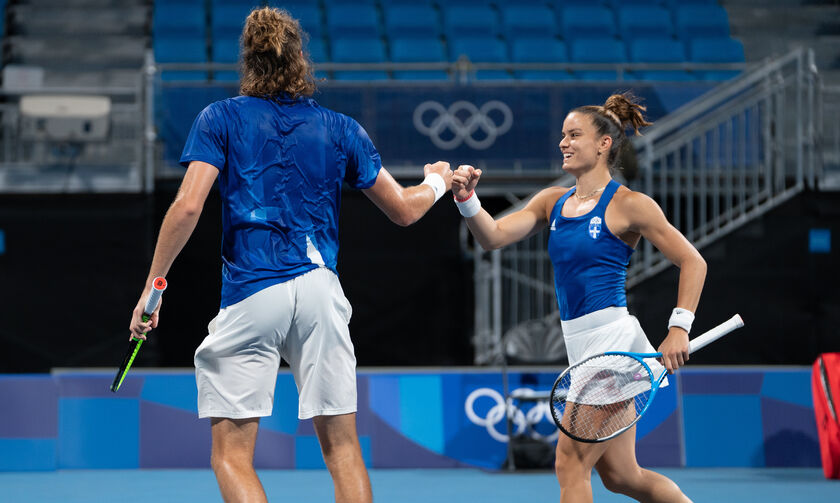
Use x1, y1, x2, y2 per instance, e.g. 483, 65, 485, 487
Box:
812, 353, 840, 479
509, 434, 555, 469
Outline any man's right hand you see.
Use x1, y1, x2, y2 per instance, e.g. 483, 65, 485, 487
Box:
129, 292, 159, 341
424, 161, 453, 191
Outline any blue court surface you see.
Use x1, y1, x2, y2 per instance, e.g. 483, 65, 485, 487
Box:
1, 468, 837, 502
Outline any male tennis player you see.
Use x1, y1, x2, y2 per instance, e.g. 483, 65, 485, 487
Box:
128, 7, 452, 503
452, 93, 704, 502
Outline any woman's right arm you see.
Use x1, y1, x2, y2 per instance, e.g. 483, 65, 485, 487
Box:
453, 165, 557, 250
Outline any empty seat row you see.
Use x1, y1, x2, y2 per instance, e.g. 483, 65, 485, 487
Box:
158, 0, 719, 7
154, 2, 731, 42
155, 34, 743, 82
152, 0, 741, 82
327, 4, 731, 41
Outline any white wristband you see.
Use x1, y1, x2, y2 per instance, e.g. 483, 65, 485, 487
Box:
421, 173, 446, 203
668, 307, 695, 333
454, 190, 481, 218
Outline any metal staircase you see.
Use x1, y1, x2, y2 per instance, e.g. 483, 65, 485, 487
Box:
628, 47, 821, 287
471, 47, 824, 365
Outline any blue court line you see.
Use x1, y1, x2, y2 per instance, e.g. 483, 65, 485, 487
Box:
0, 468, 836, 502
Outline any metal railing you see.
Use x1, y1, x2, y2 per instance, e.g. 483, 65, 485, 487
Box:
157, 59, 750, 84
822, 85, 840, 181
628, 47, 820, 286
472, 47, 822, 365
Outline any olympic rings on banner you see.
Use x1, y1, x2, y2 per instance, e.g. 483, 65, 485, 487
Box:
464, 387, 559, 443
413, 100, 514, 150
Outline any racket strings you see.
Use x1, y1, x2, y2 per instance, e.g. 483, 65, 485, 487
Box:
552, 354, 654, 441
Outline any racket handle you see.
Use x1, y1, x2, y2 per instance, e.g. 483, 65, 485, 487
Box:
143, 277, 167, 316
688, 314, 744, 354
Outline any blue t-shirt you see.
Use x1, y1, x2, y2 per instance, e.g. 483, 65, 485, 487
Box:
547, 180, 635, 321
180, 95, 382, 308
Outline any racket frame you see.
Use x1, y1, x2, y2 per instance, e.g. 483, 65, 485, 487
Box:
550, 314, 744, 443
550, 351, 663, 443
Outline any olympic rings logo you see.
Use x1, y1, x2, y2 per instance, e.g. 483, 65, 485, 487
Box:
464, 387, 559, 443
413, 100, 514, 150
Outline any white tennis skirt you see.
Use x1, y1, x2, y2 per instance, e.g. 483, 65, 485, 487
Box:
561, 307, 668, 405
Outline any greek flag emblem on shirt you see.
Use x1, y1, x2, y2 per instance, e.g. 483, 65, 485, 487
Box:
588, 216, 602, 239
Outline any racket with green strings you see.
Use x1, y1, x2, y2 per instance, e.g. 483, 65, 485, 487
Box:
110, 277, 167, 392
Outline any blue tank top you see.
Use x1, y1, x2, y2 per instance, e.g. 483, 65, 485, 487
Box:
547, 180, 634, 321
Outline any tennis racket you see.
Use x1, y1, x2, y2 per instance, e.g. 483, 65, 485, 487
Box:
550, 314, 744, 443
110, 277, 167, 392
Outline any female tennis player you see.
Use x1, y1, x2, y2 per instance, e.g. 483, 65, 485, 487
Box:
453, 93, 705, 503
129, 7, 452, 503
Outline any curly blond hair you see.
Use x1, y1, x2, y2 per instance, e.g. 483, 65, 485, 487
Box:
239, 7, 317, 98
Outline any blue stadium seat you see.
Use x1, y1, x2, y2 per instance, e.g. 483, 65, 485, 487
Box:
212, 36, 239, 63
276, 3, 324, 39
249, 3, 325, 38
383, 5, 440, 39
211, 36, 239, 82
559, 6, 616, 40
154, 3, 206, 38
501, 5, 557, 40
570, 38, 627, 80
380, 0, 434, 5
326, 4, 380, 38
211, 4, 253, 38
689, 37, 744, 80
442, 6, 500, 37
391, 37, 449, 81
155, 36, 208, 81
323, 0, 377, 4
440, 0, 495, 5
617, 6, 673, 41
628, 38, 692, 81
331, 37, 389, 80
449, 36, 512, 80
555, 0, 607, 6
307, 38, 328, 63
306, 38, 330, 80
511, 38, 573, 81
674, 5, 731, 39
210, 0, 256, 6
605, 0, 665, 7
664, 0, 718, 7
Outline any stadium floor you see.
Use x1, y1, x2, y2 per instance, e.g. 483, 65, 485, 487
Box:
1, 467, 837, 502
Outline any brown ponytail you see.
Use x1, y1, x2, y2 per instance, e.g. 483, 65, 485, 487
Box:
240, 7, 317, 99
572, 92, 653, 169
603, 93, 652, 136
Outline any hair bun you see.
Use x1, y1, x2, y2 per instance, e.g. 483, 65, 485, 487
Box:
603, 93, 652, 136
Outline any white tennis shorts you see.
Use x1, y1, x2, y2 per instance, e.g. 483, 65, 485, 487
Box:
562, 307, 668, 401
194, 267, 357, 420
